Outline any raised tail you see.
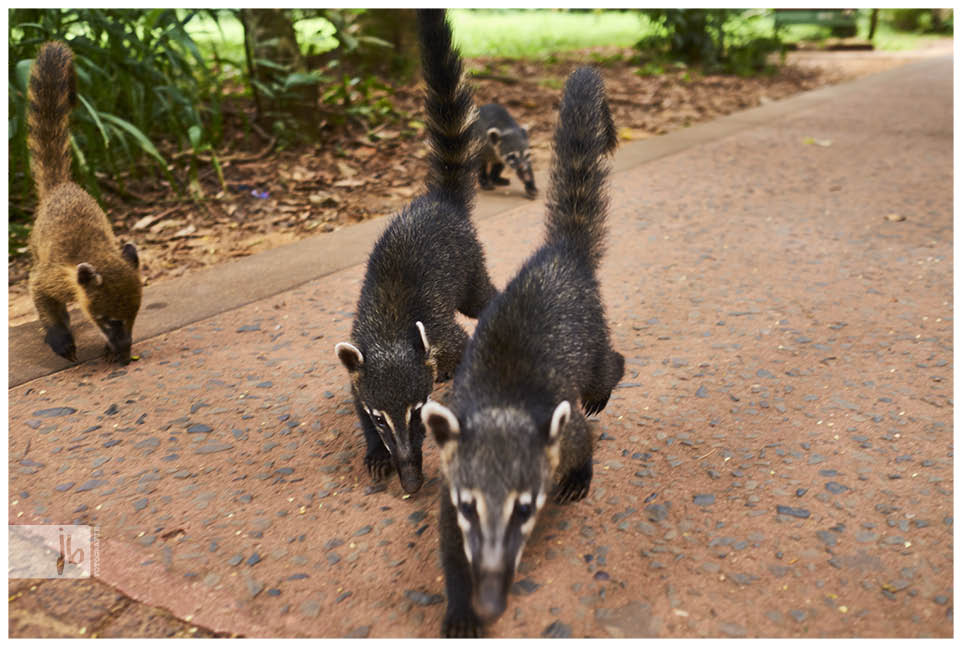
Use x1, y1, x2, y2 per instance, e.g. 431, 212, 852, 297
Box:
27, 41, 77, 200
416, 9, 478, 208
544, 66, 618, 270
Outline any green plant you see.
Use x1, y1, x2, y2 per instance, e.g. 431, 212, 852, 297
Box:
9, 9, 217, 208
636, 9, 782, 75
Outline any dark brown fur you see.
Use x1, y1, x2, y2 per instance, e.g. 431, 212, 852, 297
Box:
27, 42, 142, 364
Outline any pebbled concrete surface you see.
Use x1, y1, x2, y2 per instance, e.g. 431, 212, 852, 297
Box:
8, 57, 952, 637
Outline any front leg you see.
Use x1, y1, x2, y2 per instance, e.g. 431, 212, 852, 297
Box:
490, 162, 510, 186
353, 391, 392, 481
439, 488, 482, 638
478, 164, 494, 190
31, 286, 77, 362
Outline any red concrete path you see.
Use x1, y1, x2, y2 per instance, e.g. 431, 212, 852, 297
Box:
8, 56, 952, 637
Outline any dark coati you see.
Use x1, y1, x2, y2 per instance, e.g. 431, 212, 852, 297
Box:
334, 9, 497, 495
27, 41, 142, 364
421, 67, 624, 637
476, 104, 537, 199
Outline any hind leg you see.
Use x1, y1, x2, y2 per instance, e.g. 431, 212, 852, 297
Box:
580, 347, 625, 416
553, 410, 593, 505
432, 320, 469, 383
457, 254, 497, 319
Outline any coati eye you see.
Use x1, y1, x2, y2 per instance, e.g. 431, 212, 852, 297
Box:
372, 413, 387, 428
458, 500, 476, 518
514, 500, 533, 520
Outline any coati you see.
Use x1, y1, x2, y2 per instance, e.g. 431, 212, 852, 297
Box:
421, 67, 624, 637
334, 9, 497, 495
475, 104, 537, 199
27, 41, 142, 365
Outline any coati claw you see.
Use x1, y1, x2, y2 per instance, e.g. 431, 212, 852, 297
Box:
553, 462, 593, 505
364, 448, 394, 482
442, 610, 483, 638
581, 394, 610, 416
45, 328, 77, 362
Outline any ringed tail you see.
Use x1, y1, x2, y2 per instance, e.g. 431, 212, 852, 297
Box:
543, 66, 618, 270
416, 9, 479, 208
27, 41, 77, 200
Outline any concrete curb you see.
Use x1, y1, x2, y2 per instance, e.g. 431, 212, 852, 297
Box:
7, 56, 946, 388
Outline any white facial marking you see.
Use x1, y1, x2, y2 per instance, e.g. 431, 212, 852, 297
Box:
415, 321, 430, 354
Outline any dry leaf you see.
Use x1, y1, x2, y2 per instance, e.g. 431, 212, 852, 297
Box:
132, 215, 161, 231
885, 213, 905, 222
334, 178, 366, 188
172, 224, 197, 238
336, 161, 357, 177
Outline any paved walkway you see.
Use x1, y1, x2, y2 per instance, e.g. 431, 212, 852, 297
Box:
8, 55, 952, 638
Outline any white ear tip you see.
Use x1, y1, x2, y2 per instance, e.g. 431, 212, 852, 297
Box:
335, 341, 363, 365
422, 401, 459, 435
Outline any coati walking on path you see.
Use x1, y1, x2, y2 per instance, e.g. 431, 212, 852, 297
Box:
475, 104, 537, 198
421, 67, 624, 637
27, 41, 142, 364
334, 9, 497, 495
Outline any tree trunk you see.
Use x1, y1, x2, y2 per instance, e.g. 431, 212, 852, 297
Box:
355, 9, 420, 79
240, 9, 318, 130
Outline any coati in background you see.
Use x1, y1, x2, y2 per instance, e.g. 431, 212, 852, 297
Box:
27, 41, 142, 365
476, 103, 537, 199
421, 67, 625, 637
334, 9, 498, 495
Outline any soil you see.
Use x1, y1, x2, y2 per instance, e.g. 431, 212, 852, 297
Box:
6, 41, 949, 326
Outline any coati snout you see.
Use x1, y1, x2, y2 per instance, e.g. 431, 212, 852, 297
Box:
335, 321, 435, 494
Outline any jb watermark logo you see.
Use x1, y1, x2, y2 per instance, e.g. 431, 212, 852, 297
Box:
8, 525, 99, 579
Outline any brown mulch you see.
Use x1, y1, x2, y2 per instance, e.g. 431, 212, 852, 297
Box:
5, 46, 893, 325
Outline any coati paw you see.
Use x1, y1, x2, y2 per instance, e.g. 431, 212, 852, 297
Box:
479, 179, 494, 190
442, 609, 483, 638
365, 447, 394, 482
492, 176, 510, 186
581, 393, 611, 416
45, 328, 77, 362
553, 463, 592, 505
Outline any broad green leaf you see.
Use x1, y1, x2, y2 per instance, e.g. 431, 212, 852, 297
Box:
99, 112, 166, 166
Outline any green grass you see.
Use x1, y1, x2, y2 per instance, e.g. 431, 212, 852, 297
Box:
448, 9, 654, 58
182, 9, 950, 69
184, 10, 338, 66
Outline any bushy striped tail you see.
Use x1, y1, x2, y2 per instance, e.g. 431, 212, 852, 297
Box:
544, 67, 618, 270
416, 9, 478, 208
28, 41, 76, 200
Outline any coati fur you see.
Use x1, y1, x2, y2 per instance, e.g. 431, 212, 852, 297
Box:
27, 41, 142, 364
475, 103, 537, 199
421, 67, 625, 637
334, 9, 497, 495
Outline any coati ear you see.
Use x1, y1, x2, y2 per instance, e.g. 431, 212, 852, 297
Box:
521, 124, 529, 138
414, 321, 430, 356
76, 263, 102, 288
486, 127, 501, 145
121, 242, 139, 268
422, 400, 460, 448
548, 400, 571, 443
335, 342, 364, 373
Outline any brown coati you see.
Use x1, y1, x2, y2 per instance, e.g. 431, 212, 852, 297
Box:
334, 9, 497, 495
475, 103, 537, 199
27, 41, 142, 365
421, 67, 624, 637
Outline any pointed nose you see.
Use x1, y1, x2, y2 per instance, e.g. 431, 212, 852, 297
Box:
473, 571, 508, 624
397, 461, 423, 494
